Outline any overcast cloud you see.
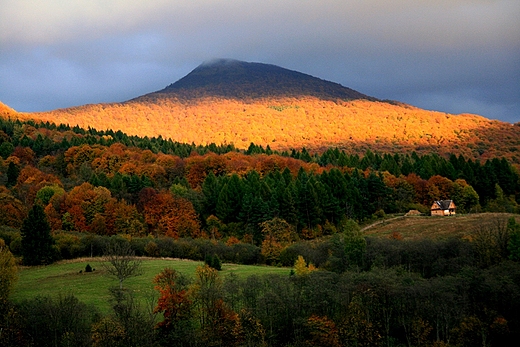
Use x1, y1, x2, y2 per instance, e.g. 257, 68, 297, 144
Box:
1, 0, 519, 122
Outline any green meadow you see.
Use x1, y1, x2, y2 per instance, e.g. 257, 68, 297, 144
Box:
12, 257, 290, 313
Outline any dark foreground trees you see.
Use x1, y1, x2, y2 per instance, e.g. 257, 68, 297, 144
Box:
0, 239, 17, 304
18, 294, 96, 347
5, 219, 520, 346
3, 259, 520, 347
20, 204, 55, 265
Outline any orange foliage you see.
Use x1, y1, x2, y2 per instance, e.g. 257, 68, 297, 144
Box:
17, 96, 520, 164
12, 147, 35, 165
142, 191, 200, 238
226, 236, 240, 246
405, 173, 429, 205
61, 183, 114, 233
44, 192, 66, 230
153, 268, 192, 328
185, 153, 227, 188
306, 315, 341, 347
13, 166, 61, 205
0, 187, 27, 228
427, 175, 454, 201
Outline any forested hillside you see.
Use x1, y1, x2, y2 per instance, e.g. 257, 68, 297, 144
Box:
8, 60, 520, 164
0, 117, 518, 243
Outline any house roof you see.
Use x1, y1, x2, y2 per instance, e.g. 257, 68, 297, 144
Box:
433, 200, 454, 210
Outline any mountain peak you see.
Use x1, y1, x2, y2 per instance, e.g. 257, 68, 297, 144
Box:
198, 58, 242, 68
143, 59, 375, 101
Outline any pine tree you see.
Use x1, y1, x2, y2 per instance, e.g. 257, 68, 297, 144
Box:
202, 172, 221, 217
6, 161, 19, 187
216, 174, 243, 223
21, 204, 56, 265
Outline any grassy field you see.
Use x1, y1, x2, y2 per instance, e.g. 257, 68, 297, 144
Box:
12, 213, 518, 313
362, 212, 520, 240
11, 257, 290, 313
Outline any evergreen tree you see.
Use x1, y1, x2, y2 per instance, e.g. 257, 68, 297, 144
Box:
367, 172, 391, 213
202, 172, 221, 217
401, 155, 414, 176
0, 141, 14, 159
216, 174, 243, 223
277, 184, 298, 225
6, 161, 19, 187
205, 253, 222, 271
21, 204, 56, 265
295, 171, 322, 230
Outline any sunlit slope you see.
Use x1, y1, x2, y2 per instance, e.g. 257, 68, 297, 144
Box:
0, 101, 17, 117
9, 59, 520, 162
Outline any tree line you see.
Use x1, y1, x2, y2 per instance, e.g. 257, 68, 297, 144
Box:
1, 118, 519, 246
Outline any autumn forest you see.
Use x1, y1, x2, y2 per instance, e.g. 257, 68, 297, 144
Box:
1, 60, 520, 346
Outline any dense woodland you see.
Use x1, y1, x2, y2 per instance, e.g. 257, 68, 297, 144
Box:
1, 115, 520, 346
21, 97, 520, 164
0, 117, 519, 239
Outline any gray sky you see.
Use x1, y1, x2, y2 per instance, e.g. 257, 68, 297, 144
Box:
1, 0, 519, 122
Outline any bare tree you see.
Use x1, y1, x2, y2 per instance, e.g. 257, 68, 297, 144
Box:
473, 217, 510, 267
102, 241, 143, 290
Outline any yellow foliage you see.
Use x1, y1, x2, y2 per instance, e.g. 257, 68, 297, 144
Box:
294, 255, 315, 276
0, 242, 18, 303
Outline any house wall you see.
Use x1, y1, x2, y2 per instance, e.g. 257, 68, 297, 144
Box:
430, 201, 457, 216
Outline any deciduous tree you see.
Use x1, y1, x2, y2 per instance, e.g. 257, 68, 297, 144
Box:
153, 268, 194, 345
102, 241, 142, 290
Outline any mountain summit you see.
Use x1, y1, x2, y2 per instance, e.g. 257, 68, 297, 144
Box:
142, 59, 374, 101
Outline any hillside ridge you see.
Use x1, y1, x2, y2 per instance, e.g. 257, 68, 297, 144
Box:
5, 59, 520, 163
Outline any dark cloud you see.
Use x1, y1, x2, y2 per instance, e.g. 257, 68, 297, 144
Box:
1, 0, 519, 122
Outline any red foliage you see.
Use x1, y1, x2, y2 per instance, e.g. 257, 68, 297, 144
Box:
142, 191, 200, 238
153, 268, 192, 328
12, 147, 35, 165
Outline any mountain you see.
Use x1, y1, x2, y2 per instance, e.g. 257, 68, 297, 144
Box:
137, 59, 375, 101
7, 59, 520, 163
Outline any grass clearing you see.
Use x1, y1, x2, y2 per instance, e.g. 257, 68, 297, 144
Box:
362, 212, 520, 240
12, 257, 290, 313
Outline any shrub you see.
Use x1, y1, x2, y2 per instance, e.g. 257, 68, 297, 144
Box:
205, 253, 222, 271
144, 241, 159, 257
54, 232, 84, 259
373, 209, 386, 219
